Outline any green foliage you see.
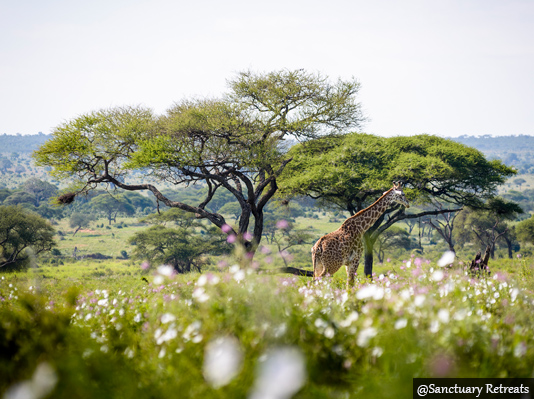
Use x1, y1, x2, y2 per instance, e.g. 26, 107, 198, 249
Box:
374, 226, 411, 263
516, 217, 534, 245
0, 206, 56, 270
280, 133, 516, 211
33, 106, 155, 181
69, 212, 95, 236
133, 208, 229, 273
33, 70, 365, 249
3, 258, 534, 398
3, 191, 35, 207
90, 193, 136, 224
279, 133, 517, 274
453, 199, 522, 258
130, 224, 227, 273
140, 207, 197, 227
21, 177, 58, 206
218, 202, 242, 220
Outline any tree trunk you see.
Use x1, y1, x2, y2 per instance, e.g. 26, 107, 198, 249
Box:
503, 236, 513, 259
363, 233, 375, 278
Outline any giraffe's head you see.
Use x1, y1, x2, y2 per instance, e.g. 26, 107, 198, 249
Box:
388, 182, 410, 208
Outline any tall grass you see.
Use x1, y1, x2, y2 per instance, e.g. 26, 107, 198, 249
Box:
2, 250, 534, 398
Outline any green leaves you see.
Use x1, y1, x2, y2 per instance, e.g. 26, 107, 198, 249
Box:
34, 106, 154, 180
0, 206, 56, 270
228, 69, 365, 139
280, 133, 516, 212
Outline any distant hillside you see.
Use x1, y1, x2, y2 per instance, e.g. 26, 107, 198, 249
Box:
450, 135, 534, 173
2, 132, 534, 163
0, 133, 50, 154
450, 135, 534, 155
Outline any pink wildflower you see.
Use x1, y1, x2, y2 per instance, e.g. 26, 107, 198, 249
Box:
227, 234, 237, 244
276, 220, 289, 229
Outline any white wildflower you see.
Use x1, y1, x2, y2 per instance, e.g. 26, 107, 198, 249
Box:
229, 264, 240, 274
192, 287, 210, 303
157, 265, 174, 277
514, 342, 527, 358
197, 274, 208, 286
314, 318, 328, 329
3, 362, 57, 399
339, 311, 359, 328
357, 327, 377, 347
250, 347, 306, 399
394, 318, 408, 329
437, 309, 450, 323
453, 309, 467, 321
414, 295, 425, 307
371, 347, 384, 357
233, 270, 246, 282
183, 321, 202, 341
158, 348, 166, 358
324, 326, 335, 339
431, 270, 444, 282
124, 347, 135, 358
274, 323, 287, 338
511, 288, 519, 302
356, 285, 384, 300
203, 337, 243, 388
156, 327, 178, 345
161, 313, 176, 324
437, 251, 455, 267
192, 334, 204, 343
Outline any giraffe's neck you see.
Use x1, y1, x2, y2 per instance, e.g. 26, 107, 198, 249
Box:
342, 190, 393, 236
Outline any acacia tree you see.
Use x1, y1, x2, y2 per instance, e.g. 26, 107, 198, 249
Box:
90, 193, 135, 225
131, 209, 228, 273
0, 205, 56, 270
34, 70, 364, 253
453, 198, 522, 258
374, 226, 411, 263
423, 201, 463, 254
278, 133, 516, 276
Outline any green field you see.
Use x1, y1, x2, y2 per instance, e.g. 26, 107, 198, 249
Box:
2, 245, 534, 398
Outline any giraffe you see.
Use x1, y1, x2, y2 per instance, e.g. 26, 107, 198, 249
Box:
312, 182, 410, 287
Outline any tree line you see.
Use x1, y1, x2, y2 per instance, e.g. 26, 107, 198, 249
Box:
4, 69, 534, 274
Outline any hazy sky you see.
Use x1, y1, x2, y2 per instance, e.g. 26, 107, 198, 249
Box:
1, 0, 533, 137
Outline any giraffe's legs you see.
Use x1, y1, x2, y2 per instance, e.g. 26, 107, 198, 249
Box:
313, 256, 327, 279
346, 247, 363, 288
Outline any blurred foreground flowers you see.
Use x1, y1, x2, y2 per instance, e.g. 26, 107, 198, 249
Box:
2, 256, 534, 398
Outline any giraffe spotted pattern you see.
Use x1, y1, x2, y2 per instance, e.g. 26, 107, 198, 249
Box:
312, 184, 410, 287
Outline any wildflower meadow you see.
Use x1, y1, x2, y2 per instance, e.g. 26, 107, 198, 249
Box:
2, 249, 534, 399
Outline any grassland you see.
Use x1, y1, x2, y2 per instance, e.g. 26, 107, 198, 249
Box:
3, 248, 534, 398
